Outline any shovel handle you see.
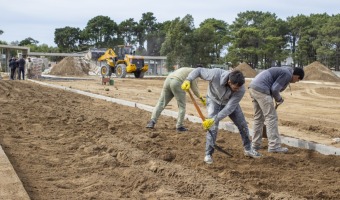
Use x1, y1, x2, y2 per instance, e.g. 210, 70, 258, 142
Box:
187, 90, 233, 157
187, 90, 205, 121
275, 102, 280, 109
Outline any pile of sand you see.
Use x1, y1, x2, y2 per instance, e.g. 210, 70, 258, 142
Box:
234, 62, 257, 78
49, 57, 90, 77
304, 61, 340, 82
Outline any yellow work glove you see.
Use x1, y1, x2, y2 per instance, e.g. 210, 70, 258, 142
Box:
202, 118, 214, 130
181, 80, 191, 91
199, 96, 206, 106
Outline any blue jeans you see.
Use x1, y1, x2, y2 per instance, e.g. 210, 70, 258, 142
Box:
205, 97, 251, 156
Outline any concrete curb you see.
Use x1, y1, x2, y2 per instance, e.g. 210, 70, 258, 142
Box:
30, 80, 340, 156
0, 146, 30, 200
281, 136, 339, 155
41, 75, 94, 81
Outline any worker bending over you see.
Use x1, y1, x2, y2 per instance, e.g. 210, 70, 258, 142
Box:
249, 67, 304, 153
182, 67, 261, 164
146, 67, 205, 132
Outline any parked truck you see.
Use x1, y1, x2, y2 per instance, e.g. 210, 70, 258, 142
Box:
88, 45, 148, 78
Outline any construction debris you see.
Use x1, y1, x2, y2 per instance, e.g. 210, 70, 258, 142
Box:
25, 57, 49, 79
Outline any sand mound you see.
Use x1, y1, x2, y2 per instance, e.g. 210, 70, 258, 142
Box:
304, 61, 340, 82
49, 57, 90, 76
234, 62, 257, 78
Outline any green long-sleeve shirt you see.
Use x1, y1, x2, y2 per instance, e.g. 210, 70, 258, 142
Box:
168, 67, 201, 98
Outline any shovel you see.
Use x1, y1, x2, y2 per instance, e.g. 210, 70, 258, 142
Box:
187, 90, 233, 157
262, 103, 280, 138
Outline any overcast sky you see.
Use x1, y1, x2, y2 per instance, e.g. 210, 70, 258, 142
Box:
1, 0, 340, 47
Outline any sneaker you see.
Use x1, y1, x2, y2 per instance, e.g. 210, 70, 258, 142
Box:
244, 149, 262, 158
204, 155, 213, 164
176, 126, 188, 132
268, 147, 288, 153
146, 120, 155, 128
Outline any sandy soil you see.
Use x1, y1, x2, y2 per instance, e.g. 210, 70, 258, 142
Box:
0, 77, 339, 200
42, 76, 340, 147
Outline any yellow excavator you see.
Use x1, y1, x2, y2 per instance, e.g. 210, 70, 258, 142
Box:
94, 45, 148, 78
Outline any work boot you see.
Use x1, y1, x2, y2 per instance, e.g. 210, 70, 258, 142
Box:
268, 147, 288, 153
176, 126, 188, 132
244, 148, 262, 158
146, 120, 155, 128
204, 154, 213, 164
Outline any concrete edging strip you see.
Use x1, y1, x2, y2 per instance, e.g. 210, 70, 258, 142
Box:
281, 136, 339, 155
30, 80, 340, 156
0, 145, 30, 200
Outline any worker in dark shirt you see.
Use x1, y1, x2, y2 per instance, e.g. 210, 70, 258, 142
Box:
17, 56, 26, 80
9, 57, 17, 80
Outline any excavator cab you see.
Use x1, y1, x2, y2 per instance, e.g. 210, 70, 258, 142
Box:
115, 45, 134, 60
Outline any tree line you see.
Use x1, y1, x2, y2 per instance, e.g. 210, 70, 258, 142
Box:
1, 11, 340, 71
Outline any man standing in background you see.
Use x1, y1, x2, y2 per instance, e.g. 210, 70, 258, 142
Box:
9, 57, 17, 80
26, 57, 33, 79
17, 56, 26, 80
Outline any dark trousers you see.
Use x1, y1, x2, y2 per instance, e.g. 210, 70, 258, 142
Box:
10, 67, 17, 80
18, 67, 25, 80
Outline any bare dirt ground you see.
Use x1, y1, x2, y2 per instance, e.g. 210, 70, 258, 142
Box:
0, 76, 340, 200
43, 76, 340, 148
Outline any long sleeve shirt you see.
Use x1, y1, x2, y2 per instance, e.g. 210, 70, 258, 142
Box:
18, 58, 26, 68
168, 67, 201, 98
186, 67, 245, 122
249, 67, 293, 102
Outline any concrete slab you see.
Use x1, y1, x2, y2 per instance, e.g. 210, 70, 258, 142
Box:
0, 145, 30, 200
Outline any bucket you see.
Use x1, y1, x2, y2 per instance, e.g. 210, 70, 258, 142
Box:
109, 79, 114, 86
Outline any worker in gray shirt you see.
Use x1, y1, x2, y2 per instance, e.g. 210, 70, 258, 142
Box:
182, 67, 261, 164
249, 67, 304, 153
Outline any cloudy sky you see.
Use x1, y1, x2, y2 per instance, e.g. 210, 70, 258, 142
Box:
1, 0, 340, 47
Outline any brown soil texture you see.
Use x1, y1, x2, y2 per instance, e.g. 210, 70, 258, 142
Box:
1, 78, 340, 200
234, 62, 257, 78
304, 61, 340, 82
49, 57, 90, 77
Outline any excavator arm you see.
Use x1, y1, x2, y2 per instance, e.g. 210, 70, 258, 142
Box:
97, 48, 117, 62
